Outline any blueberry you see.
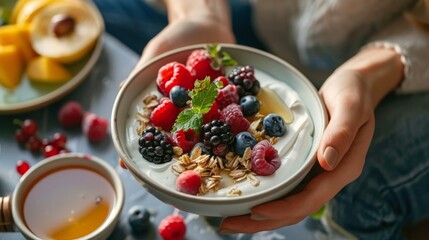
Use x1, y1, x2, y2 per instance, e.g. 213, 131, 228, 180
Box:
191, 142, 210, 155
233, 132, 257, 156
240, 95, 260, 117
128, 205, 151, 232
169, 86, 189, 107
263, 114, 287, 137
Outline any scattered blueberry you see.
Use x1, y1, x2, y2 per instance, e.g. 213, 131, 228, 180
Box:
128, 205, 151, 232
191, 142, 210, 155
240, 95, 260, 117
233, 132, 258, 156
263, 114, 287, 137
169, 86, 189, 107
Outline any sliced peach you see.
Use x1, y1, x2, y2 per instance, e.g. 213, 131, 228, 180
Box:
26, 56, 71, 83
0, 24, 38, 63
0, 45, 24, 89
10, 0, 57, 24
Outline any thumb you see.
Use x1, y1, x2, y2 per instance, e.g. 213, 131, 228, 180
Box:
317, 102, 362, 171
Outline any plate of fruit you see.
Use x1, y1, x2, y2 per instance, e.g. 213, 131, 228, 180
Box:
112, 44, 327, 216
0, 0, 104, 114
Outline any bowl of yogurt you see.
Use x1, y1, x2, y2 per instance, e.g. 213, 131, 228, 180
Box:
111, 44, 327, 217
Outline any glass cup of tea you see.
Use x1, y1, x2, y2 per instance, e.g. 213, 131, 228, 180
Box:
0, 153, 124, 240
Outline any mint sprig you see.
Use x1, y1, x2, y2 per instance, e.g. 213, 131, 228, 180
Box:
206, 44, 238, 70
172, 77, 218, 133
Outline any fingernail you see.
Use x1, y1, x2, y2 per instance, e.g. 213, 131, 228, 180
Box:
324, 146, 339, 169
250, 214, 268, 221
219, 228, 237, 235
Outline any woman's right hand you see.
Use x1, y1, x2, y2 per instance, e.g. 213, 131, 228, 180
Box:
131, 0, 235, 76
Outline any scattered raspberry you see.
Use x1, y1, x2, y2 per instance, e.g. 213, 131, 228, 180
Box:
26, 136, 42, 152
213, 76, 229, 88
186, 49, 223, 81
16, 160, 30, 176
172, 129, 199, 153
158, 214, 187, 240
42, 144, 60, 158
216, 84, 239, 109
82, 113, 109, 142
176, 170, 201, 195
22, 119, 38, 137
58, 101, 84, 128
156, 62, 194, 96
220, 103, 250, 135
202, 101, 221, 124
250, 140, 281, 176
150, 98, 180, 132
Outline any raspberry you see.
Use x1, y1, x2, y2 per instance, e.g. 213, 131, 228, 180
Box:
202, 101, 221, 124
82, 112, 109, 142
250, 140, 281, 176
58, 101, 84, 128
150, 98, 179, 132
186, 49, 223, 81
213, 76, 229, 88
138, 127, 173, 164
16, 160, 30, 176
201, 120, 233, 155
158, 214, 187, 240
220, 103, 250, 135
216, 84, 239, 109
228, 65, 260, 97
176, 170, 201, 195
172, 129, 199, 153
156, 62, 194, 96
22, 119, 38, 137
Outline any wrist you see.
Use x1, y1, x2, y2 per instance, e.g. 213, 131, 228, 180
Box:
338, 47, 404, 108
164, 0, 231, 27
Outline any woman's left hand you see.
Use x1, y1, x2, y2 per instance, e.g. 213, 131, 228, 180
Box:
219, 47, 403, 234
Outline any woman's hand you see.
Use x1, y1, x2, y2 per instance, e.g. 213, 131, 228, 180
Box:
130, 0, 235, 77
219, 47, 404, 234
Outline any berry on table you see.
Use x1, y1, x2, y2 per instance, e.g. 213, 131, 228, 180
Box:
138, 127, 173, 164
169, 86, 189, 108
233, 132, 258, 156
150, 98, 179, 132
22, 119, 38, 137
201, 120, 233, 155
176, 170, 201, 195
58, 101, 84, 128
82, 112, 109, 142
42, 144, 60, 158
216, 84, 239, 109
52, 132, 67, 149
16, 160, 30, 176
250, 140, 281, 176
156, 62, 194, 96
172, 129, 199, 153
14, 128, 28, 144
158, 214, 186, 240
26, 136, 42, 153
263, 114, 287, 137
228, 65, 260, 97
240, 95, 260, 117
128, 205, 151, 232
220, 103, 250, 135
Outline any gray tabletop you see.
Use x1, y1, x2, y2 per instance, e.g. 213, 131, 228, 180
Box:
0, 34, 319, 240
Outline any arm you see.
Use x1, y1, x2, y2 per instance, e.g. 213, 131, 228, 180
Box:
219, 47, 403, 234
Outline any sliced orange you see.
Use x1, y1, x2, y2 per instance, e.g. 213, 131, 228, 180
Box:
26, 56, 71, 83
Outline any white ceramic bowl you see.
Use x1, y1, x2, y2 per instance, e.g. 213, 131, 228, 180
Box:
111, 44, 327, 217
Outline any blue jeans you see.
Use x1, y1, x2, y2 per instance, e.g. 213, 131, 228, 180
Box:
93, 1, 429, 239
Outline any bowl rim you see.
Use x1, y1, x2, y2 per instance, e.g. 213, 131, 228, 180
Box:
111, 43, 327, 204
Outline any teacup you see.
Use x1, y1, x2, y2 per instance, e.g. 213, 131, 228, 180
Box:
0, 153, 124, 240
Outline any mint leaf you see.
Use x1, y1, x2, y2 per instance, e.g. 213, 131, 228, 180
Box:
206, 44, 237, 69
221, 52, 238, 67
192, 81, 218, 114
172, 108, 203, 133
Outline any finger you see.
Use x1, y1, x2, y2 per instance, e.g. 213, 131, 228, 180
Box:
246, 120, 373, 223
317, 91, 366, 170
220, 215, 300, 234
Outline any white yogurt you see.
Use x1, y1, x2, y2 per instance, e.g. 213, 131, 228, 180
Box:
125, 69, 314, 198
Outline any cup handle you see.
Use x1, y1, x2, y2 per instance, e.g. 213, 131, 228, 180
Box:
0, 196, 14, 232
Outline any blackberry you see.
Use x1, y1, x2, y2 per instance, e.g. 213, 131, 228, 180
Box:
201, 120, 233, 155
227, 65, 260, 97
138, 127, 173, 164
